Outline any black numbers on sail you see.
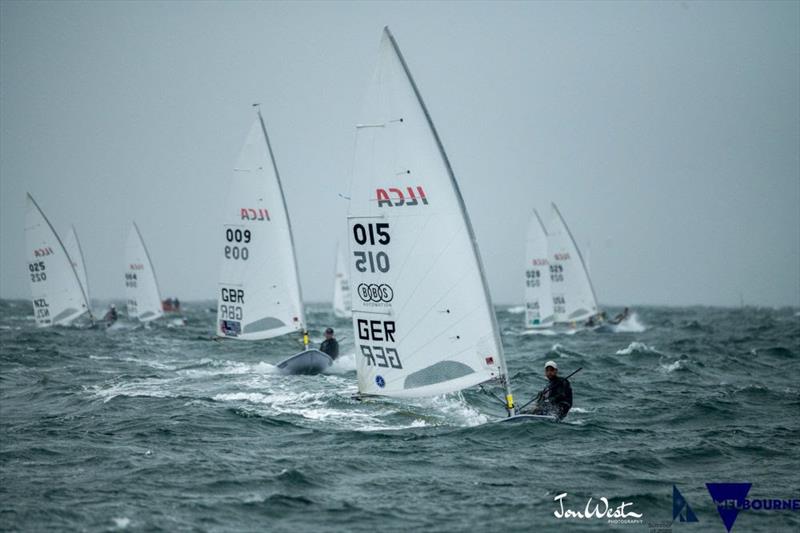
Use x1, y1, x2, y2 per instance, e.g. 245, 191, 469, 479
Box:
224, 245, 249, 261
224, 228, 250, 260
354, 251, 389, 273
125, 272, 138, 288
225, 228, 251, 244
28, 261, 47, 283
352, 223, 390, 246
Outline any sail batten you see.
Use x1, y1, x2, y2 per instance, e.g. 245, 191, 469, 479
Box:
25, 193, 92, 326
215, 109, 305, 340
347, 28, 511, 405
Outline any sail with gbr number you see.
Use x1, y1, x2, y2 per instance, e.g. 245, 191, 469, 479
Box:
547, 202, 598, 323
332, 243, 352, 318
216, 108, 305, 340
124, 222, 164, 322
347, 28, 513, 411
524, 209, 554, 329
24, 193, 92, 327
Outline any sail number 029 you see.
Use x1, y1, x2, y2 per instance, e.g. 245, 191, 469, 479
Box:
224, 228, 251, 261
352, 223, 390, 273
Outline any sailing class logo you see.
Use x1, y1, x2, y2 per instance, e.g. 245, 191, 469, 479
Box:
240, 208, 270, 221
33, 247, 54, 258
357, 283, 394, 303
376, 186, 428, 207
673, 485, 698, 523
706, 482, 800, 532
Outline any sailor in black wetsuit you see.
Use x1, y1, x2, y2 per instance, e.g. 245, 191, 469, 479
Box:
524, 360, 573, 419
319, 328, 339, 360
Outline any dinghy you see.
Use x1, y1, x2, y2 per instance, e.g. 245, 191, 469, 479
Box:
523, 209, 555, 329
24, 193, 93, 327
332, 243, 352, 318
276, 349, 333, 375
346, 27, 517, 418
216, 107, 322, 374
124, 222, 164, 322
548, 203, 600, 326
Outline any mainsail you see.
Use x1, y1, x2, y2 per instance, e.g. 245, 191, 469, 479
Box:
24, 193, 92, 326
347, 28, 513, 411
332, 243, 352, 318
524, 209, 554, 328
216, 108, 305, 340
548, 202, 598, 323
64, 225, 91, 311
124, 222, 164, 322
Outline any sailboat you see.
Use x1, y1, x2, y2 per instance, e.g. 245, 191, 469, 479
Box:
217, 106, 331, 374
24, 193, 93, 326
346, 27, 537, 420
124, 222, 164, 322
524, 209, 555, 329
547, 202, 599, 325
64, 225, 92, 313
332, 243, 352, 318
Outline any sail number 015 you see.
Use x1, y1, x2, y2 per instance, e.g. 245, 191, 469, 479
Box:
352, 223, 390, 273
224, 228, 251, 261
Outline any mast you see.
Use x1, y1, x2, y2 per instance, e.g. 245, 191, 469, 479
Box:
384, 27, 513, 414
69, 224, 92, 311
551, 202, 599, 309
132, 221, 164, 306
254, 104, 308, 348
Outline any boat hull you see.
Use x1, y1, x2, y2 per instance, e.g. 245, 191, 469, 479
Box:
276, 349, 333, 375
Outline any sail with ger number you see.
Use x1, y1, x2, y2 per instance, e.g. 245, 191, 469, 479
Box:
548, 202, 598, 323
216, 108, 305, 340
24, 193, 92, 327
347, 28, 513, 409
524, 209, 554, 329
64, 225, 91, 311
332, 243, 352, 318
124, 222, 164, 322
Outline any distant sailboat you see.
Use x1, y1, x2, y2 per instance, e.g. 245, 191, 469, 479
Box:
24, 193, 92, 326
124, 222, 164, 322
524, 209, 554, 329
64, 225, 92, 313
332, 243, 352, 318
547, 203, 599, 324
347, 27, 516, 416
216, 106, 306, 341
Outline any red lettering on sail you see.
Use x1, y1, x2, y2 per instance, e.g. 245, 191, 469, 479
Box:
376, 186, 429, 207
240, 208, 270, 221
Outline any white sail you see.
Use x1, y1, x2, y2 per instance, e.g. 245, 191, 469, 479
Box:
63, 225, 91, 310
524, 209, 554, 328
216, 109, 305, 340
347, 28, 512, 407
332, 243, 352, 318
24, 193, 92, 326
548, 203, 598, 323
124, 222, 164, 322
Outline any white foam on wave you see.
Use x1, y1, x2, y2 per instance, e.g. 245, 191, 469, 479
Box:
616, 342, 659, 355
612, 312, 647, 333
326, 352, 356, 374
506, 305, 525, 314
112, 517, 130, 529
520, 328, 556, 336
178, 360, 277, 377
659, 360, 684, 373
88, 377, 180, 403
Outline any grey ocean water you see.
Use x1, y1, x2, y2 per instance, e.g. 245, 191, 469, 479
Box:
1, 301, 798, 532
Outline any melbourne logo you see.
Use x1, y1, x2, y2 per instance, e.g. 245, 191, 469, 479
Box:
706, 482, 800, 532
376, 186, 428, 207
553, 492, 643, 524
673, 485, 698, 523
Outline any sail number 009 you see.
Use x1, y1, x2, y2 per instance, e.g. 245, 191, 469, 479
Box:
352, 223, 390, 273
224, 228, 251, 261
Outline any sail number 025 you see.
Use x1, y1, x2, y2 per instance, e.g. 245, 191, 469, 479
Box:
352, 223, 390, 273
224, 228, 251, 261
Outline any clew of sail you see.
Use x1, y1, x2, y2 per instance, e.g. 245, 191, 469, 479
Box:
347, 28, 512, 408
547, 203, 598, 323
332, 243, 352, 318
216, 109, 305, 340
524, 209, 554, 328
64, 225, 92, 313
25, 193, 92, 326
124, 222, 164, 322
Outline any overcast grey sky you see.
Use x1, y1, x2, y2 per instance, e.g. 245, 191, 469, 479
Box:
1, 1, 798, 307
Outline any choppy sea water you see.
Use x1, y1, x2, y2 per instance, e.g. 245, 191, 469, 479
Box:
1, 300, 798, 532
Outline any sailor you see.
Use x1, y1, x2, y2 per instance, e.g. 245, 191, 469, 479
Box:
524, 360, 573, 419
611, 307, 630, 325
104, 304, 118, 324
319, 327, 339, 360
